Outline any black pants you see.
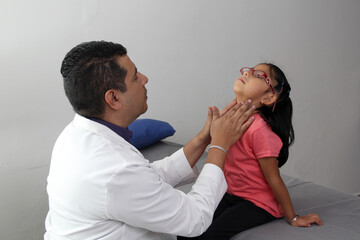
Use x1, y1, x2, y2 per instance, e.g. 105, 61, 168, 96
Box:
178, 193, 277, 240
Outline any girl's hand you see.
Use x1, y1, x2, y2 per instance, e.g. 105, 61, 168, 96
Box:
291, 214, 323, 227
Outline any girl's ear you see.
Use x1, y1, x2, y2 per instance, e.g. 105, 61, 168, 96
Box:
104, 89, 122, 110
260, 94, 277, 107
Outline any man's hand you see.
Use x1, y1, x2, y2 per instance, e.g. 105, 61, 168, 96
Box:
198, 98, 238, 145
210, 99, 255, 151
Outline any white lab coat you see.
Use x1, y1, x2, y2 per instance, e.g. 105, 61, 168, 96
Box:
45, 114, 227, 240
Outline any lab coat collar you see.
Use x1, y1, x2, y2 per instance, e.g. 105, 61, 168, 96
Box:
72, 114, 142, 155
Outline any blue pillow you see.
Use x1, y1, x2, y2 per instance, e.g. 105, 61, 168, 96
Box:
128, 119, 176, 149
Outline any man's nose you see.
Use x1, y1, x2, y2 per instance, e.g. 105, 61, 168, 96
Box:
139, 72, 149, 85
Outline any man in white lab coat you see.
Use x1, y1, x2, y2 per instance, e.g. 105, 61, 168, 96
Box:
44, 41, 255, 240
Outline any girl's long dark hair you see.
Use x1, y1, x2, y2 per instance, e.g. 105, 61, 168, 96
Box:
258, 63, 294, 167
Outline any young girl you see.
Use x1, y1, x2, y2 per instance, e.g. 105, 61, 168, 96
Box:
178, 63, 322, 240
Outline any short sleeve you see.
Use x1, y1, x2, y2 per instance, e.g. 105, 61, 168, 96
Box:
251, 126, 282, 159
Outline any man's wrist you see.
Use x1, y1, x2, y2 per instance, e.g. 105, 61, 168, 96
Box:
209, 141, 229, 152
208, 145, 227, 155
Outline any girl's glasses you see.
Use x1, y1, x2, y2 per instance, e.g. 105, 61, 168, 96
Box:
240, 67, 275, 94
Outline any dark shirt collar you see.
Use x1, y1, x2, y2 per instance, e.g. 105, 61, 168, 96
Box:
88, 117, 133, 142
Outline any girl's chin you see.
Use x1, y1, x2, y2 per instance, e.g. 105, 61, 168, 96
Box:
233, 89, 241, 97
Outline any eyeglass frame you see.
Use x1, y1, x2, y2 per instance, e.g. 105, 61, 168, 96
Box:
240, 67, 277, 112
240, 67, 275, 94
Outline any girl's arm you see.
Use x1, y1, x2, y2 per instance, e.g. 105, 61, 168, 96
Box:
258, 157, 323, 227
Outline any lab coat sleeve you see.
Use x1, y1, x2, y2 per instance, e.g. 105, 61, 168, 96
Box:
149, 148, 199, 187
105, 155, 227, 237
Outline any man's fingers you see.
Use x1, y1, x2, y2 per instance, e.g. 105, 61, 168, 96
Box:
211, 106, 220, 121
207, 106, 213, 119
231, 100, 255, 124
239, 115, 255, 133
222, 101, 245, 118
220, 98, 237, 117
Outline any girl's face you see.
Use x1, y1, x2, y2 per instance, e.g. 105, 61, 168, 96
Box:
233, 64, 277, 109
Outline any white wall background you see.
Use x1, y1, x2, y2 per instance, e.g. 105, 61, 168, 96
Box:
1, 0, 359, 239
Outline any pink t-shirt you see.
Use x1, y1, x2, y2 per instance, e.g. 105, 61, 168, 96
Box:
224, 114, 284, 218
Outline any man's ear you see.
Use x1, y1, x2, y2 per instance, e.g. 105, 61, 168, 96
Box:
104, 89, 122, 110
260, 94, 277, 107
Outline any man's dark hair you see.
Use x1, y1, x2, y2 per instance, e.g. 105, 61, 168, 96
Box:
61, 41, 128, 117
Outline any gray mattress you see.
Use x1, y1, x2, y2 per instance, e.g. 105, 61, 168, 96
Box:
140, 141, 360, 240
